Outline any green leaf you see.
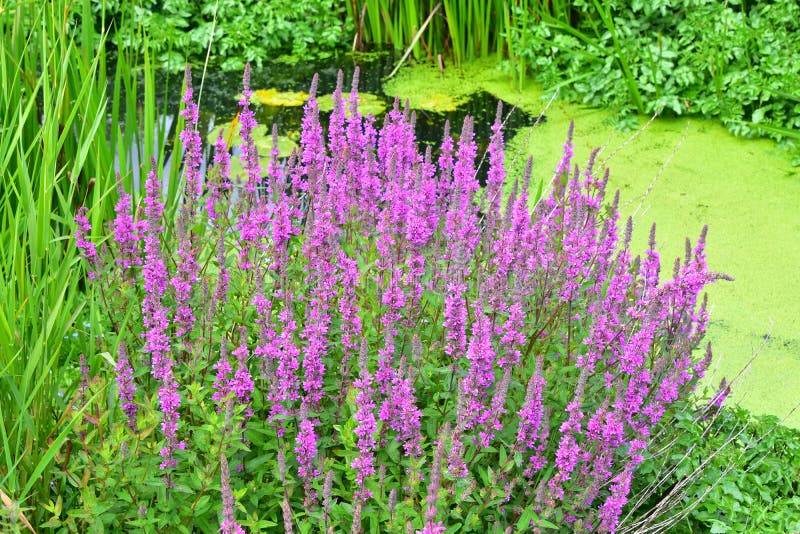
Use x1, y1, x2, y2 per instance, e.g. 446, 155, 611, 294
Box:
386, 440, 401, 463
721, 481, 744, 501
516, 508, 536, 531
40, 518, 63, 529
195, 495, 211, 515
516, 507, 558, 532
710, 521, 731, 533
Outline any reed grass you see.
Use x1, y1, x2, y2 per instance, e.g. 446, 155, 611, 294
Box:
349, 0, 521, 68
0, 0, 175, 525
0, 1, 105, 523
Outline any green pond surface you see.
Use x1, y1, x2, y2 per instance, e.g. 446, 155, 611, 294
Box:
386, 59, 800, 427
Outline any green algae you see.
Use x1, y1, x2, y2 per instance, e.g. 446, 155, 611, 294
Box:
387, 60, 800, 427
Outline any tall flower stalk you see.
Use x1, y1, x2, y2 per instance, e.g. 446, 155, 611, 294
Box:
141, 159, 185, 474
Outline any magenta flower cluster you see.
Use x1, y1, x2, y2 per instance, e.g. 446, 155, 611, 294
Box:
74, 65, 724, 533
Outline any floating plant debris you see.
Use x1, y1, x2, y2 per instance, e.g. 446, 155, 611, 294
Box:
252, 132, 298, 157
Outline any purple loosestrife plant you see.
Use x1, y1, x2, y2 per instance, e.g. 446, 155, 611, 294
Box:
170, 68, 203, 341
179, 66, 203, 202
208, 135, 233, 221
295, 414, 320, 483
74, 66, 730, 533
351, 341, 378, 503
419, 423, 449, 534
378, 354, 423, 457
236, 64, 271, 271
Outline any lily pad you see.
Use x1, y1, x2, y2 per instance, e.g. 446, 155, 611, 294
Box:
317, 92, 387, 117
207, 121, 298, 158
227, 155, 272, 183
252, 132, 298, 157
250, 88, 309, 107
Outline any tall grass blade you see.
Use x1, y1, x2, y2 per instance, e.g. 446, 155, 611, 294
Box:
0, 0, 140, 525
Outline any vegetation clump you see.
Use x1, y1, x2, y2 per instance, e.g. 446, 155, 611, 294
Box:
105, 0, 350, 70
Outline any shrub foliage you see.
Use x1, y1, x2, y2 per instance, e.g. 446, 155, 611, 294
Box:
509, 0, 800, 150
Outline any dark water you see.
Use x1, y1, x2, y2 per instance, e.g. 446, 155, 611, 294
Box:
196, 53, 534, 141
119, 49, 536, 185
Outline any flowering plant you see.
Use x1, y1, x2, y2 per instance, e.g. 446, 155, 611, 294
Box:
69, 65, 725, 533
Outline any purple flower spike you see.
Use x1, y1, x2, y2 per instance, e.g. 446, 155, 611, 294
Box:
219, 452, 246, 534
208, 135, 232, 220
295, 414, 320, 500
141, 158, 184, 472
74, 206, 98, 279
180, 66, 203, 202
115, 342, 138, 432
351, 342, 377, 502
238, 63, 262, 194
113, 180, 141, 272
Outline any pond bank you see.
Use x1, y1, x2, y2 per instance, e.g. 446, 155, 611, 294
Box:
386, 59, 800, 427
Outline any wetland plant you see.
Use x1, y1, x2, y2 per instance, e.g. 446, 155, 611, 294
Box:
70, 65, 727, 533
